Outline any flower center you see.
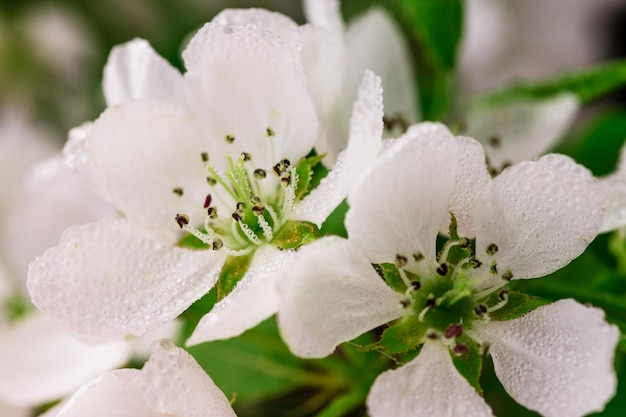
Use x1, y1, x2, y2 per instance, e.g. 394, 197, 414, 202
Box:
174, 132, 300, 256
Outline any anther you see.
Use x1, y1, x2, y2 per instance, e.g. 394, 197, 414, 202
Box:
490, 262, 498, 275
481, 342, 491, 357
281, 159, 291, 168
426, 330, 440, 340
225, 134, 236, 143
254, 169, 267, 179
232, 212, 242, 222
458, 237, 470, 248
241, 152, 251, 162
412, 252, 424, 262
486, 243, 499, 256
411, 281, 421, 291
252, 204, 265, 215
272, 163, 282, 176
212, 239, 223, 250
206, 176, 217, 186
445, 324, 463, 339
498, 288, 510, 301
474, 304, 488, 316
488, 134, 501, 148
502, 269, 513, 281
400, 299, 411, 308
266, 126, 275, 137
172, 187, 184, 196
201, 152, 209, 162
175, 214, 189, 229
453, 344, 469, 356
395, 254, 408, 268
203, 194, 212, 209
280, 175, 291, 188
468, 258, 482, 268
436, 263, 448, 276
207, 206, 218, 219
425, 295, 436, 308
250, 195, 261, 205
236, 202, 246, 211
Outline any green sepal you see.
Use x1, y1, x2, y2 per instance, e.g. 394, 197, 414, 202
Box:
272, 220, 319, 250
378, 314, 425, 354
451, 335, 483, 395
314, 388, 366, 417
484, 290, 541, 322
295, 154, 324, 201
374, 263, 407, 293
216, 252, 254, 302
478, 59, 626, 106
177, 231, 211, 250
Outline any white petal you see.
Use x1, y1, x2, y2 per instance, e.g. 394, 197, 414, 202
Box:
47, 340, 236, 417
37, 371, 151, 417
303, 0, 343, 32
367, 341, 494, 417
0, 402, 28, 417
278, 237, 404, 358
103, 39, 185, 107
212, 8, 298, 39
476, 300, 618, 417
186, 245, 296, 345
130, 320, 183, 360
0, 156, 115, 282
345, 7, 419, 125
293, 70, 383, 226
182, 23, 318, 172
85, 101, 208, 238
446, 136, 491, 238
345, 123, 460, 265
599, 171, 626, 233
465, 94, 579, 171
0, 313, 131, 407
27, 219, 226, 337
473, 154, 603, 280
138, 340, 236, 417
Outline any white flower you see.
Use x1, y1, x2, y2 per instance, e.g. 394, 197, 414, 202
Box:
211, 0, 418, 163
0, 114, 138, 409
278, 123, 618, 417
27, 21, 385, 346
598, 144, 626, 233
41, 339, 237, 417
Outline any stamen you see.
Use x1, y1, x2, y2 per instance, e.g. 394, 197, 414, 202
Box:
238, 221, 263, 245
436, 263, 448, 276
468, 258, 482, 268
473, 304, 488, 317
445, 324, 463, 339
502, 269, 513, 281
486, 243, 499, 256
489, 261, 498, 275
411, 281, 421, 291
412, 252, 424, 262
257, 214, 273, 241
254, 169, 267, 179
206, 176, 217, 186
201, 152, 209, 162
175, 214, 189, 229
400, 298, 411, 308
232, 212, 242, 222
266, 126, 275, 137
453, 344, 469, 356
225, 134, 236, 143
395, 254, 408, 268
172, 187, 184, 197
425, 330, 440, 340
265, 204, 279, 226
207, 206, 218, 219
203, 194, 212, 209
212, 239, 223, 250
488, 134, 501, 148
487, 289, 510, 313
241, 152, 252, 161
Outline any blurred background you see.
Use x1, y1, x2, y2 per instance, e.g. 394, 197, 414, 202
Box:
3, 1, 626, 416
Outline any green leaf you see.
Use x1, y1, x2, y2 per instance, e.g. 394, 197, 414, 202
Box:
479, 59, 626, 106
295, 154, 324, 201
272, 221, 320, 250
187, 318, 312, 404
314, 388, 366, 417
392, 0, 463, 120
374, 263, 407, 293
216, 252, 254, 301
451, 335, 483, 395
484, 291, 543, 322
378, 314, 425, 353
319, 200, 349, 238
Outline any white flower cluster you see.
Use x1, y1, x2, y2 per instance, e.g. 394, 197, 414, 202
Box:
1, 0, 624, 416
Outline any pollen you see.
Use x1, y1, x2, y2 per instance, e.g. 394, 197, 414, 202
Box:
175, 213, 189, 229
